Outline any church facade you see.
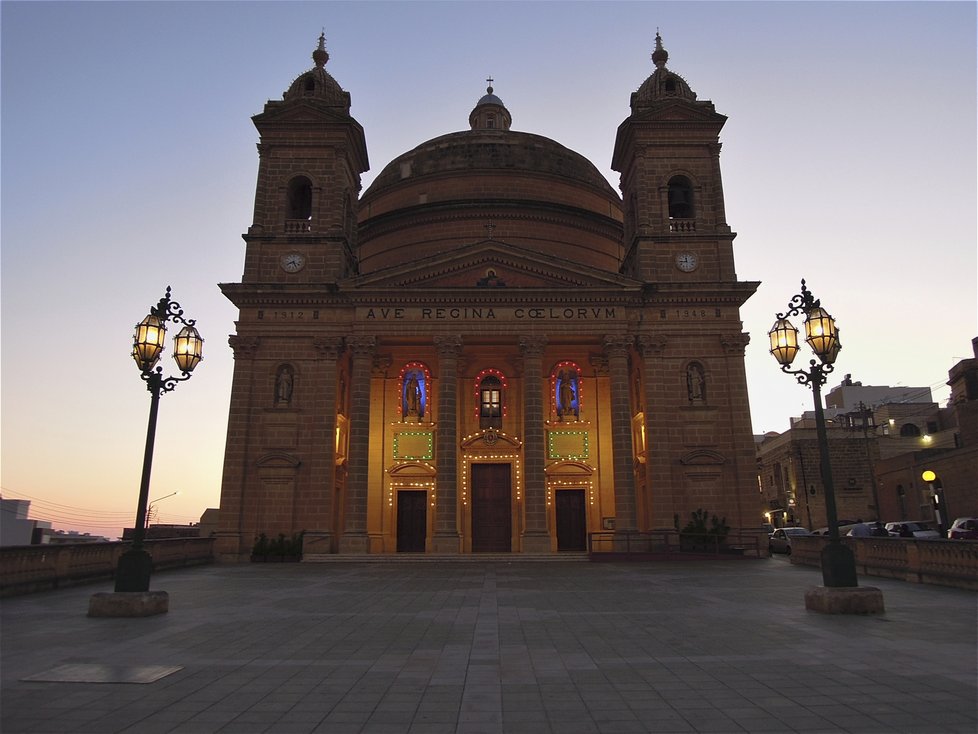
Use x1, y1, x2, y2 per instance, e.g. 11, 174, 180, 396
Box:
214, 33, 760, 559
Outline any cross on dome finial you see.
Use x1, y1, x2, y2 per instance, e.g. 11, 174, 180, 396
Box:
651, 29, 668, 68
486, 75, 494, 94
312, 30, 329, 68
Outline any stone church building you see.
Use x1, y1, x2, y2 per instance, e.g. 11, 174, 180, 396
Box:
215, 33, 760, 559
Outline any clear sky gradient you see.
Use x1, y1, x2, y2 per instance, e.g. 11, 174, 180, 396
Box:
2, 1, 975, 539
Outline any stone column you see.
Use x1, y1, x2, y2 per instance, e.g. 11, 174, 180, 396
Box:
636, 334, 671, 529
519, 336, 551, 552
302, 337, 343, 556
215, 335, 259, 561
720, 332, 755, 529
339, 335, 375, 553
604, 334, 638, 532
432, 335, 463, 553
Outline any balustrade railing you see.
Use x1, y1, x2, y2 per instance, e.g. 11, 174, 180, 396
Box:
790, 535, 977, 590
284, 219, 312, 233
0, 538, 215, 597
669, 218, 696, 233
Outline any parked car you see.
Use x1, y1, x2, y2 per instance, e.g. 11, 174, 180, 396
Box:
885, 521, 940, 539
947, 517, 978, 540
847, 521, 889, 537
768, 527, 811, 555
811, 520, 860, 536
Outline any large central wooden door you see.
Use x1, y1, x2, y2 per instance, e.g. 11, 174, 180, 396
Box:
471, 463, 512, 552
396, 490, 427, 553
555, 489, 587, 551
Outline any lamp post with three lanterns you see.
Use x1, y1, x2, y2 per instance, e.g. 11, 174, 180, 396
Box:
114, 287, 203, 594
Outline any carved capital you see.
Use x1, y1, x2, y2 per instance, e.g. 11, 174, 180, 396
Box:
372, 354, 393, 377
589, 354, 609, 377
228, 335, 259, 359
603, 334, 632, 359
636, 334, 668, 357
518, 335, 548, 360
720, 332, 751, 355
312, 336, 343, 361
434, 334, 463, 359
346, 335, 376, 358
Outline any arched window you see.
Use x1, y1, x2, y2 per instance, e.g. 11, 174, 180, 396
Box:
287, 176, 313, 220
667, 175, 694, 219
899, 423, 921, 437
479, 376, 503, 429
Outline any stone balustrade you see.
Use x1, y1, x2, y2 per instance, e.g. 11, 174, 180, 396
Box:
790, 535, 978, 590
0, 538, 215, 597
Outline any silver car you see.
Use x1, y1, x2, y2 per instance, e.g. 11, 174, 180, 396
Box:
768, 527, 811, 555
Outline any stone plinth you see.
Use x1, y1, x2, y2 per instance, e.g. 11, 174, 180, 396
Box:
88, 591, 169, 617
805, 586, 884, 615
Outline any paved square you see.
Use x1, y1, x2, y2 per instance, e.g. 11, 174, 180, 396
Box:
2, 558, 975, 733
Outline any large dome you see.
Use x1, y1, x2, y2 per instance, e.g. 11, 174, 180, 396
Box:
357, 111, 624, 274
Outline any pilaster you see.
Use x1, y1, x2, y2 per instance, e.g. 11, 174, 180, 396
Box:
605, 334, 638, 532
339, 335, 375, 553
432, 335, 463, 552
519, 336, 551, 552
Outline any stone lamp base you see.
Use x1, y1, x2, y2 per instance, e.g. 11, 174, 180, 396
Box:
805, 586, 885, 615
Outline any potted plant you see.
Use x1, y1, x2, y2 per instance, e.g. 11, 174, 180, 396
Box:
678, 509, 730, 553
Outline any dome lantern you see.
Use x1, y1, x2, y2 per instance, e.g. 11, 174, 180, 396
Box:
469, 76, 512, 131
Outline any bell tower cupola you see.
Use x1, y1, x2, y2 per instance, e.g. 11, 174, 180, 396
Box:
243, 33, 369, 283
612, 32, 735, 283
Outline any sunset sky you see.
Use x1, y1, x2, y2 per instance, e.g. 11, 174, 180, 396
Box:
2, 1, 975, 539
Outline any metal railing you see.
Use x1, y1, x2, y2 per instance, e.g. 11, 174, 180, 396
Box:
588, 530, 763, 559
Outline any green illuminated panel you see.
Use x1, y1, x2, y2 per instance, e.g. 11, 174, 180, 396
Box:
393, 431, 434, 460
548, 430, 589, 459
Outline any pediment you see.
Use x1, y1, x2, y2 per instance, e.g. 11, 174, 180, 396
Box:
349, 239, 639, 291
461, 429, 522, 451
679, 449, 726, 466
254, 101, 353, 126
631, 99, 726, 125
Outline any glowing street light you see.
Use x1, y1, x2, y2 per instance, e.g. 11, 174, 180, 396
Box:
768, 279, 856, 588
115, 288, 203, 594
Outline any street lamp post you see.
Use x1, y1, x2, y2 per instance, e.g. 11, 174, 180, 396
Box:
146, 491, 180, 528
768, 279, 857, 588
115, 287, 203, 593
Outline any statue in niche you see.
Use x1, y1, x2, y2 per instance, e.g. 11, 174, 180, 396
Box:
686, 363, 706, 404
275, 365, 294, 405
403, 372, 423, 419
557, 369, 579, 421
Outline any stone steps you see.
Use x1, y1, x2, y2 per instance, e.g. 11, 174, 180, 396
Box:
302, 552, 589, 563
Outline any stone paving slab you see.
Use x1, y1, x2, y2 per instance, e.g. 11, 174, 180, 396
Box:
1, 557, 975, 733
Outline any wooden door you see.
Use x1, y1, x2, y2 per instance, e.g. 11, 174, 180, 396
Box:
396, 490, 427, 553
555, 489, 587, 551
471, 463, 512, 552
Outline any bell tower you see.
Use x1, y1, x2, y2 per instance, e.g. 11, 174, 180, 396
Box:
244, 33, 368, 283
613, 33, 759, 533
612, 32, 735, 284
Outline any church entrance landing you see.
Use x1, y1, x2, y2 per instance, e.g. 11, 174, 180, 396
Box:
471, 463, 512, 552
555, 489, 587, 551
396, 490, 427, 553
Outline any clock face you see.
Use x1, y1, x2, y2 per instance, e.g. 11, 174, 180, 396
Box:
280, 252, 306, 273
676, 252, 698, 272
